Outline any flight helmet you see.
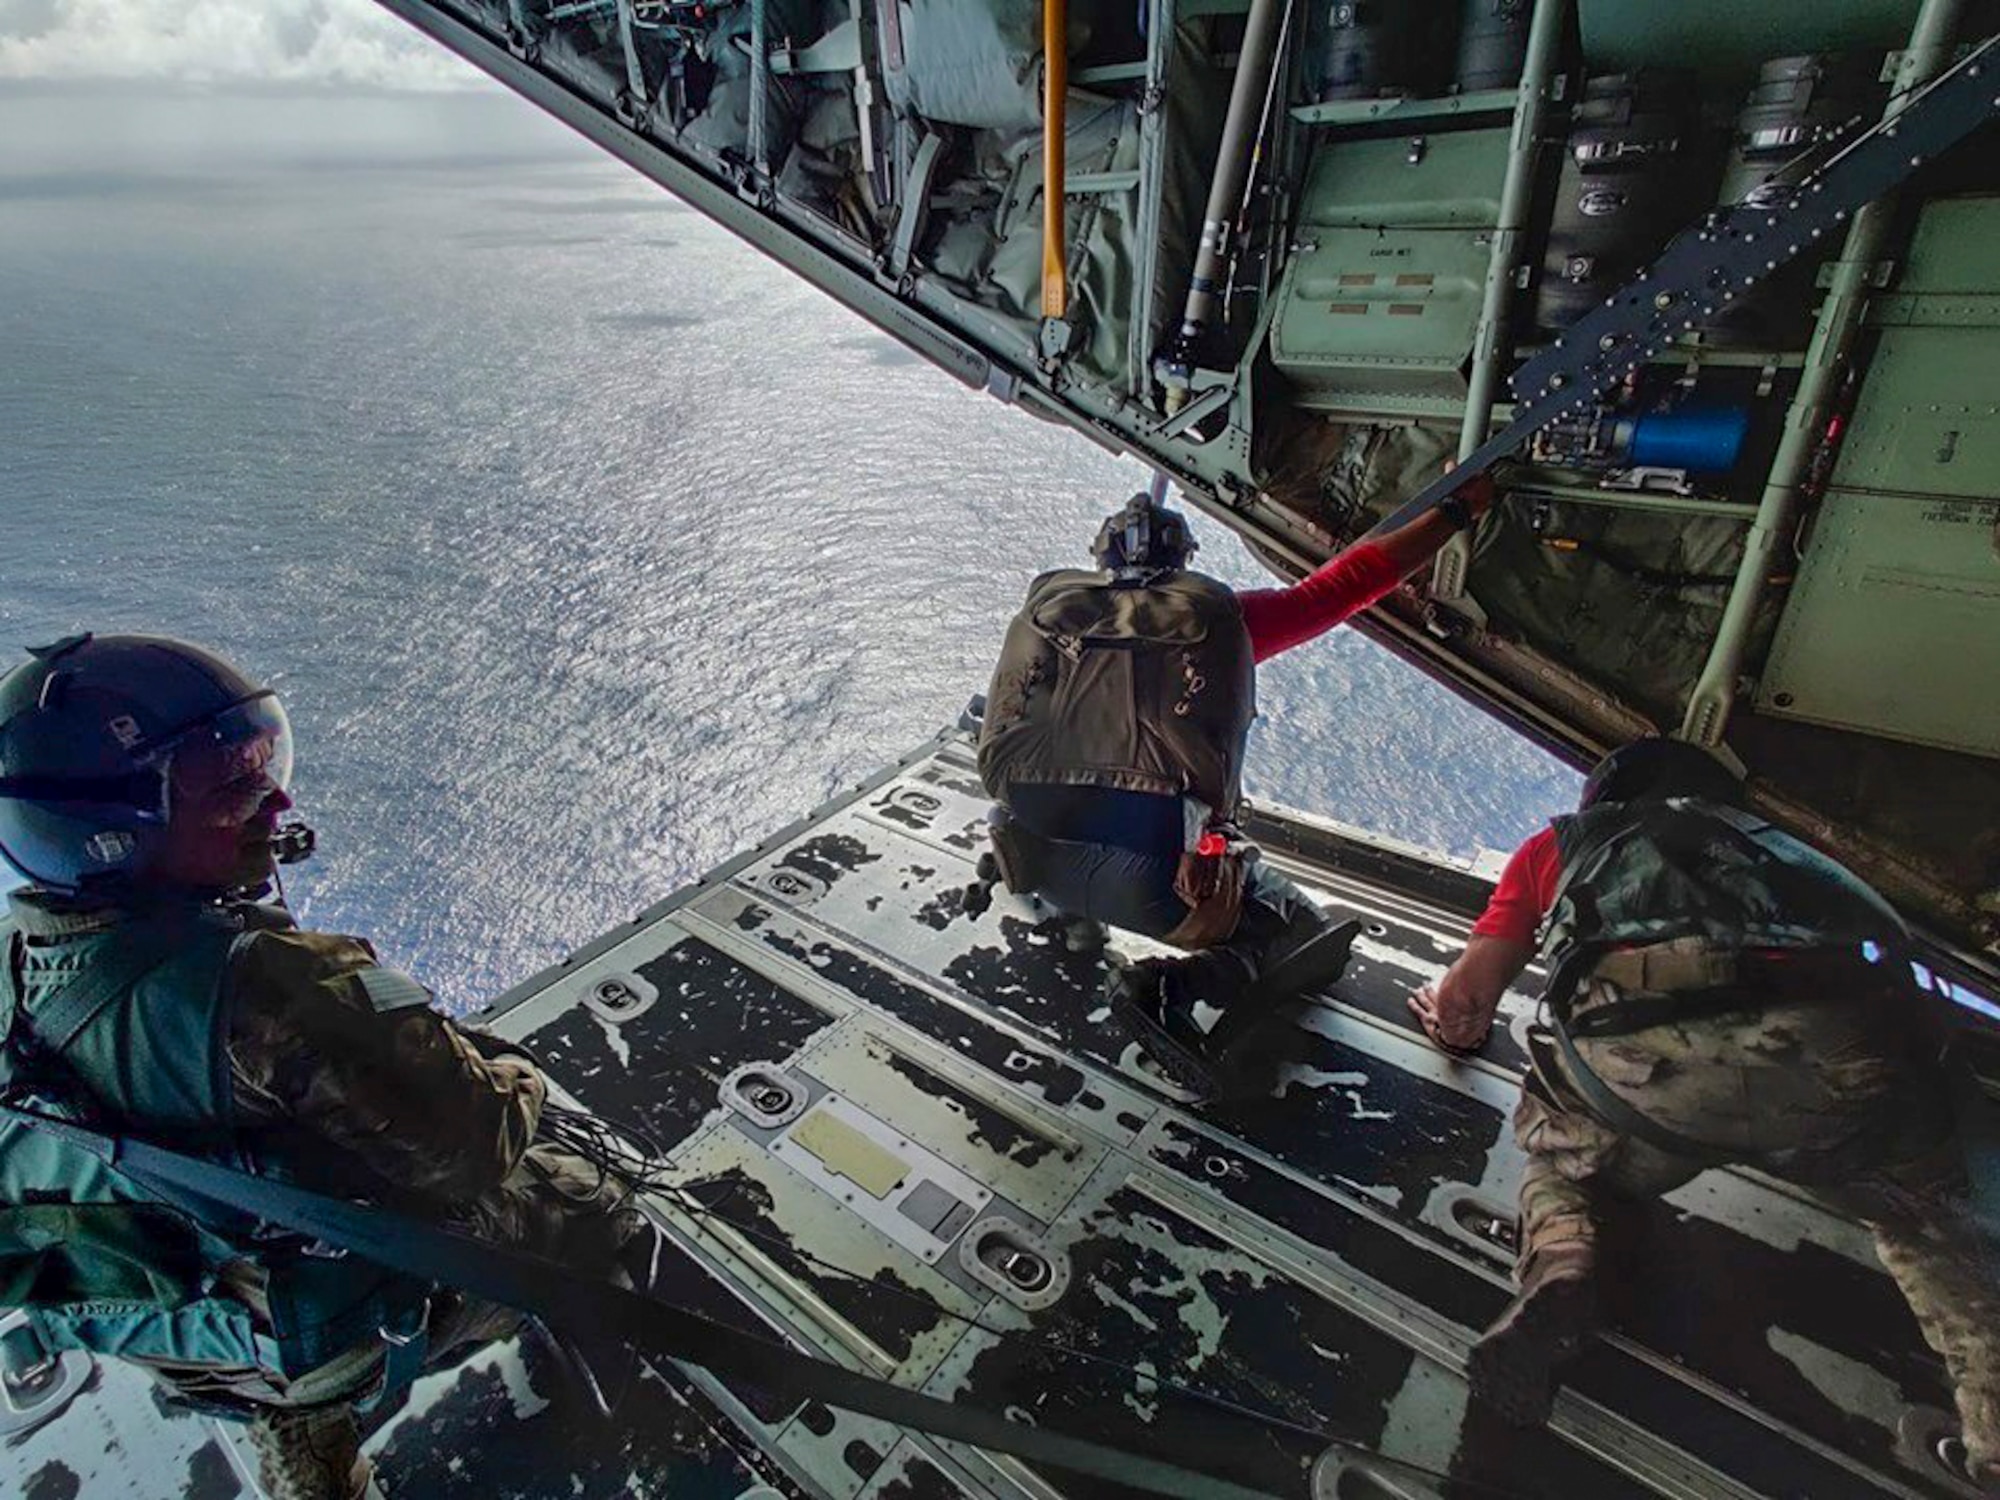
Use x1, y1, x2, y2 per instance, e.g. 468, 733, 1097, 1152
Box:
1579, 737, 1744, 810
1092, 494, 1197, 576
0, 633, 294, 894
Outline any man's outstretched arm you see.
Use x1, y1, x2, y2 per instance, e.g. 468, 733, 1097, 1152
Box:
1408, 822, 1557, 1053
1238, 473, 1496, 663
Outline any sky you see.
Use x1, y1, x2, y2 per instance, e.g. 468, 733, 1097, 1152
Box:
0, 0, 478, 85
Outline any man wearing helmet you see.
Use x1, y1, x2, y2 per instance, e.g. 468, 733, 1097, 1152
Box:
0, 634, 646, 1500
977, 478, 1493, 1086
1408, 739, 1999, 1491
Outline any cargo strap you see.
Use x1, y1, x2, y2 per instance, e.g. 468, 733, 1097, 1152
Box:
0, 1098, 1299, 1500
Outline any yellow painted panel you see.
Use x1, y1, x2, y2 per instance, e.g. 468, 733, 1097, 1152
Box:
789, 1109, 906, 1199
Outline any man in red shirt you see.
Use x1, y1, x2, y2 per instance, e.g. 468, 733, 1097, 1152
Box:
1406, 740, 1997, 1488
976, 475, 1493, 1081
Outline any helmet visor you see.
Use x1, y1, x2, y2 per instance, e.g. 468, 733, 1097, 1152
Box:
162, 693, 295, 826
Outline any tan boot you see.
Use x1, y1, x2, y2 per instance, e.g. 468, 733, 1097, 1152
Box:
246, 1401, 371, 1500
1467, 1242, 1600, 1428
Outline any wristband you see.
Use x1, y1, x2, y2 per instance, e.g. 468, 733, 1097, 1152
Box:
1438, 494, 1474, 532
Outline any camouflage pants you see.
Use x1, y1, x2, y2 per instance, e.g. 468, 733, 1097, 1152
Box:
1515, 983, 2000, 1480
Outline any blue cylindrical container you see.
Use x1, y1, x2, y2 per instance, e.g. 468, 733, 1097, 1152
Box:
1621, 407, 1751, 472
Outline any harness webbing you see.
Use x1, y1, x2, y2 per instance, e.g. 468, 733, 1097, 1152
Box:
1, 923, 189, 1062
1538, 947, 2000, 1284
0, 1099, 1296, 1500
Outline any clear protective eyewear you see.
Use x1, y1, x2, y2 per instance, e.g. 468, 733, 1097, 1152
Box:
155, 693, 296, 827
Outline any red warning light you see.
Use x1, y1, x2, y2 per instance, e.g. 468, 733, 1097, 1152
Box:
1196, 832, 1228, 858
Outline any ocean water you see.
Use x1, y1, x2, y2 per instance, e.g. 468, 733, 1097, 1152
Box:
2, 85, 1577, 1012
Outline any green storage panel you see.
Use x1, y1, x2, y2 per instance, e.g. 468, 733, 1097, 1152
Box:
1268, 128, 1508, 417
1755, 198, 2000, 760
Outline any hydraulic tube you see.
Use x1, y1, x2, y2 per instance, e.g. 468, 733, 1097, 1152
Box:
1043, 0, 1069, 319
613, 0, 648, 116
1161, 0, 1287, 413
750, 0, 770, 179
1680, 0, 1968, 746
1433, 0, 1570, 603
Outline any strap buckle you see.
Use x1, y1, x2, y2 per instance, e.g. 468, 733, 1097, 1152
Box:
378, 1296, 430, 1349
356, 1295, 431, 1416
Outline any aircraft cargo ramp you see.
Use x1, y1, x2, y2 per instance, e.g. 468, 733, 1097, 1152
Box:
8, 728, 1992, 1500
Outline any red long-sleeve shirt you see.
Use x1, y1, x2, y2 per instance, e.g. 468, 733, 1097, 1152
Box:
1470, 825, 1563, 944
1236, 541, 1403, 664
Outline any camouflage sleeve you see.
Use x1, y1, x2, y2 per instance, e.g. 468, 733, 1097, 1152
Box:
224, 927, 546, 1204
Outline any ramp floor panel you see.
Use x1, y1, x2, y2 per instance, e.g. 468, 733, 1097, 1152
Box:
473, 735, 1978, 1500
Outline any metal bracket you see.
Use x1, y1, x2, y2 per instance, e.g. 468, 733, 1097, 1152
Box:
1155, 377, 1235, 439
1039, 315, 1088, 368
582, 969, 659, 1025
984, 364, 1022, 404
0, 1314, 91, 1440
1815, 256, 1898, 289
721, 1062, 811, 1129
958, 1217, 1070, 1310
767, 18, 862, 75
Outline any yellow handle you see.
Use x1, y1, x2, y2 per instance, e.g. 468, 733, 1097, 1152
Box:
1042, 0, 1068, 320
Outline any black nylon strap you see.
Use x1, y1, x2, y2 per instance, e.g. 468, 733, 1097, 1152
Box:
1544, 1018, 1732, 1167
1563, 950, 1896, 1040
0, 1100, 1291, 1500
1564, 987, 1765, 1041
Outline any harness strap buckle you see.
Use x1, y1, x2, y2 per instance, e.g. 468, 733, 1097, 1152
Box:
356, 1295, 431, 1416
378, 1298, 428, 1349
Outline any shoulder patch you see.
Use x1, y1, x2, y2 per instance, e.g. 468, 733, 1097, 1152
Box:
354, 965, 434, 1015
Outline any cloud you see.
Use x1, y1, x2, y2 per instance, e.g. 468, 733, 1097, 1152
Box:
0, 0, 480, 87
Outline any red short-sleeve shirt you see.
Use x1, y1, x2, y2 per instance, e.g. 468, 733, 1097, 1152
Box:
1470, 825, 1563, 945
